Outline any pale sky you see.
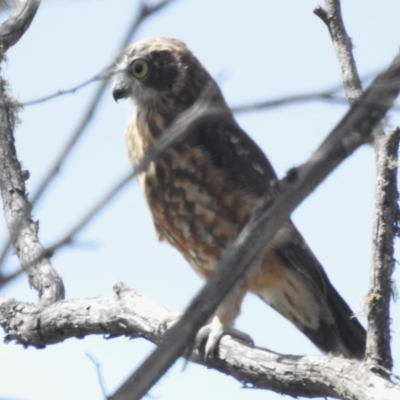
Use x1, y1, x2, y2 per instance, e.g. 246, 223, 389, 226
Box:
0, 1, 399, 399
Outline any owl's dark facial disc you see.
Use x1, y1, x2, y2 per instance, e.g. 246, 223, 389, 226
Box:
140, 50, 179, 91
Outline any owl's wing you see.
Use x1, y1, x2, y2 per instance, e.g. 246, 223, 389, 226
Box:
190, 113, 277, 197
191, 115, 366, 358
191, 115, 327, 286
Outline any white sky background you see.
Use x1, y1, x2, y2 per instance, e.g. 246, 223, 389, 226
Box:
0, 0, 399, 399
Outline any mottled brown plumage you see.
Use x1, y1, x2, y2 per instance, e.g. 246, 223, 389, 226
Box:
112, 37, 366, 358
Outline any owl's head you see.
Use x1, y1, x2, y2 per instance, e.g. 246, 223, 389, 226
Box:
112, 37, 214, 110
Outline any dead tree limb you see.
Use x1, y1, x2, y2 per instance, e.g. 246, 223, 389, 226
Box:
0, 282, 398, 400
366, 127, 400, 373
0, 0, 64, 306
315, 0, 399, 374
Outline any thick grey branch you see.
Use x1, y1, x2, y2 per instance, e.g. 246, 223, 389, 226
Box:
366, 127, 400, 372
0, 0, 40, 52
113, 45, 400, 399
0, 1, 64, 306
0, 283, 399, 400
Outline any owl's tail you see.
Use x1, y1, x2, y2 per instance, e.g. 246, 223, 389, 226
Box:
258, 268, 366, 359
321, 278, 366, 359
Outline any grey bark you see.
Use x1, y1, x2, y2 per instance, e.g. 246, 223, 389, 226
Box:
0, 282, 399, 400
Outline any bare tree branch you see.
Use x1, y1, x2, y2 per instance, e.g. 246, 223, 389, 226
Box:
315, 0, 399, 375
23, 69, 383, 112
23, 73, 400, 117
0, 283, 399, 400
314, 0, 363, 103
110, 46, 400, 400
23, 71, 108, 107
0, 0, 40, 52
0, 0, 64, 305
231, 84, 342, 113
366, 127, 400, 373
24, 76, 342, 109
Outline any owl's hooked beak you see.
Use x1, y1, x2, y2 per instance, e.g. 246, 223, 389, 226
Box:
112, 84, 130, 102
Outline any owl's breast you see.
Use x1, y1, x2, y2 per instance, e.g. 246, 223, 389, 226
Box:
142, 146, 257, 277
125, 112, 259, 277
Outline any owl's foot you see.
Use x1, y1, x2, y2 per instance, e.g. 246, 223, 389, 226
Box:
195, 319, 253, 360
161, 313, 252, 360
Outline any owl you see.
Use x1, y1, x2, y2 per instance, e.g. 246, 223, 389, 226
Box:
112, 37, 366, 359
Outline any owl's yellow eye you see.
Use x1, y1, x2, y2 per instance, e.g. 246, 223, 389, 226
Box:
131, 59, 149, 79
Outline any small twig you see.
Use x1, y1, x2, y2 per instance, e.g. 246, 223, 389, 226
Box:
234, 95, 400, 114
366, 126, 400, 373
23, 70, 109, 106
231, 86, 341, 113
22, 73, 400, 116
86, 353, 109, 400
111, 46, 400, 400
0, 0, 64, 305
368, 363, 400, 382
23, 75, 341, 109
23, 67, 381, 112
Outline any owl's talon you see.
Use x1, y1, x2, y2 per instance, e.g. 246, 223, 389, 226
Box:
196, 323, 253, 360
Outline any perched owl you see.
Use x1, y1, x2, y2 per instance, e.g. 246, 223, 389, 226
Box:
112, 37, 366, 359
